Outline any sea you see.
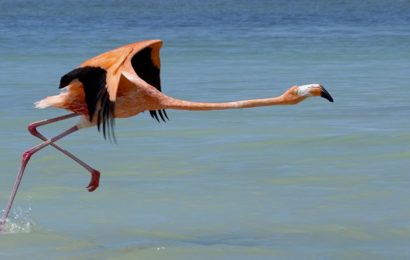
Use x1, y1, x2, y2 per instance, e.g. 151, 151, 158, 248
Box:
0, 0, 409, 259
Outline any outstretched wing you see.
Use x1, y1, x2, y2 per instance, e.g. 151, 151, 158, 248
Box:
59, 40, 166, 141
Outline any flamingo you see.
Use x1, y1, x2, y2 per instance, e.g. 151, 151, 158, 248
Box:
0, 39, 333, 227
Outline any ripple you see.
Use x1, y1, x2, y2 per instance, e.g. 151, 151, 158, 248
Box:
1, 207, 34, 234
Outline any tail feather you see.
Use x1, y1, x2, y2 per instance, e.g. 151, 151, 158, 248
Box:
34, 95, 64, 109
34, 99, 50, 109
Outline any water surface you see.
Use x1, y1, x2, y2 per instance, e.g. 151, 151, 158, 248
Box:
1, 0, 410, 259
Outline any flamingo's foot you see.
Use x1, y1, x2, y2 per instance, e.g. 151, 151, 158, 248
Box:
0, 222, 5, 234
86, 170, 100, 192
0, 218, 8, 234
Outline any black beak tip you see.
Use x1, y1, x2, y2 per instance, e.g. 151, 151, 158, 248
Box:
320, 86, 334, 103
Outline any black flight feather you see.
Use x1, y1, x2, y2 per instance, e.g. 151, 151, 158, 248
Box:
59, 66, 116, 141
131, 47, 169, 122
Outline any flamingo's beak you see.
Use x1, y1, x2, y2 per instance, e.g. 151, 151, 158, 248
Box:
296, 84, 334, 103
319, 86, 334, 102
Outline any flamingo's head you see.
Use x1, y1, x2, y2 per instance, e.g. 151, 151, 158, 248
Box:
296, 84, 334, 102
282, 84, 334, 104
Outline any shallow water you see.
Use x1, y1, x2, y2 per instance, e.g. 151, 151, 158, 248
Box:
1, 0, 410, 258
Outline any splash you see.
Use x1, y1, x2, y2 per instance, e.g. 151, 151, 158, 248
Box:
0, 206, 34, 234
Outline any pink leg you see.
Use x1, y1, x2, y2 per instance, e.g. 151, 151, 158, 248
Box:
28, 114, 100, 192
0, 124, 84, 227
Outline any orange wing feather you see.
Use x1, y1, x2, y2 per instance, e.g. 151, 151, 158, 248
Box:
80, 46, 132, 102
80, 40, 163, 101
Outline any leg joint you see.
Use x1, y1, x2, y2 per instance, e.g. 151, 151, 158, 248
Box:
22, 150, 33, 161
28, 123, 40, 136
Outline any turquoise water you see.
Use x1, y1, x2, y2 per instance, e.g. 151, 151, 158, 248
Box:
1, 0, 410, 258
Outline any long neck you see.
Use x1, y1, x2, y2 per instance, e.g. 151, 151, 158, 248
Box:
123, 73, 294, 111
161, 95, 287, 111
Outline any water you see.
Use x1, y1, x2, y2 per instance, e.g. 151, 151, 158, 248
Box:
1, 0, 410, 258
